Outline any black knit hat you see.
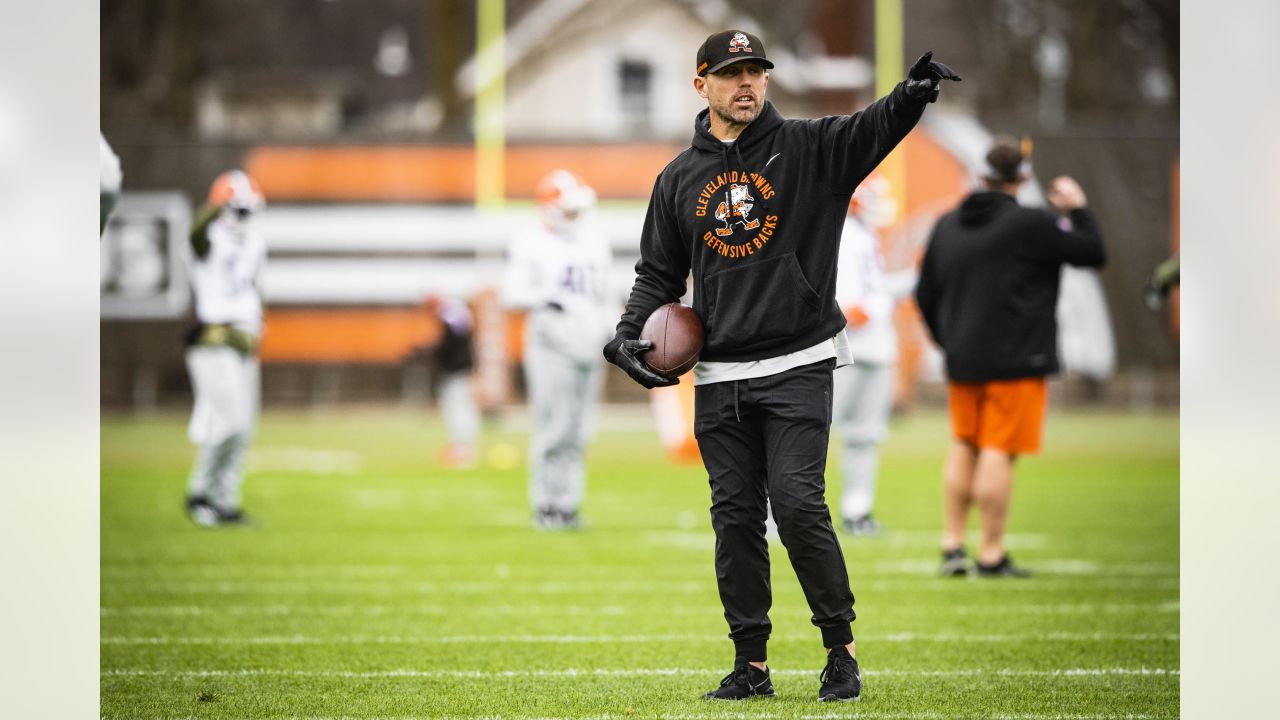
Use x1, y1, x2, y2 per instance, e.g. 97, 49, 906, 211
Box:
696, 30, 774, 76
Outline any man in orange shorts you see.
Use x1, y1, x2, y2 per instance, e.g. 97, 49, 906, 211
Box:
915, 140, 1105, 577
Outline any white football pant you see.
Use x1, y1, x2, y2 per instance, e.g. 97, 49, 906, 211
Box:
186, 346, 259, 512
439, 370, 480, 448
833, 361, 892, 521
525, 343, 602, 513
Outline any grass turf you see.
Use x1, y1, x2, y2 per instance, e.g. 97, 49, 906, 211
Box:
101, 406, 1178, 719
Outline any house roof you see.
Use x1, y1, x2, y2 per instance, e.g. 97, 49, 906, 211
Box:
454, 0, 870, 98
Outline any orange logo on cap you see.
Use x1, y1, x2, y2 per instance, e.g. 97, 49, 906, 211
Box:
728, 32, 752, 53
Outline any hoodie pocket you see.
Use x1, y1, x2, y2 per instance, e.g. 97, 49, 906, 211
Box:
702, 252, 822, 354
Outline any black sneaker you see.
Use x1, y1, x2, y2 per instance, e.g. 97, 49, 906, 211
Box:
534, 507, 562, 530
843, 515, 883, 536
939, 547, 969, 577
214, 507, 250, 525
817, 646, 862, 702
703, 662, 775, 700
975, 554, 1032, 578
558, 509, 582, 530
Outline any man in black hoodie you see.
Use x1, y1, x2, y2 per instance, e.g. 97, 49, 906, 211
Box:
603, 29, 959, 702
915, 141, 1106, 578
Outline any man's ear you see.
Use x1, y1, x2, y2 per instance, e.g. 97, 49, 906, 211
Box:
693, 76, 707, 98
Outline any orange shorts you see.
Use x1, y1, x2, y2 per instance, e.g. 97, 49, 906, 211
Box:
948, 378, 1048, 455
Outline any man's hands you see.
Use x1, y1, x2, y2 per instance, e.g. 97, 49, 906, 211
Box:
1046, 176, 1087, 211
604, 337, 679, 389
905, 51, 962, 103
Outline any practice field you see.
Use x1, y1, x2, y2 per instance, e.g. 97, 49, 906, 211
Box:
102, 406, 1178, 719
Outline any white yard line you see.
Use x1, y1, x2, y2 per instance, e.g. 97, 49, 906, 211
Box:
100, 632, 1178, 645
102, 666, 1179, 679
100, 600, 1179, 617
643, 715, 1172, 720
99, 577, 1179, 595
98, 711, 1174, 720
100, 604, 631, 617
99, 580, 713, 595
99, 559, 1177, 579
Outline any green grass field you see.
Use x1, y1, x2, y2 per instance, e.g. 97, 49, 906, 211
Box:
102, 406, 1178, 719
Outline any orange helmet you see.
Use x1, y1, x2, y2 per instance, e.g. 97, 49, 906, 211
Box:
208, 170, 265, 213
536, 169, 595, 227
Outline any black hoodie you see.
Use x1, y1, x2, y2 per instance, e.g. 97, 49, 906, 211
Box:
914, 191, 1106, 382
613, 83, 928, 362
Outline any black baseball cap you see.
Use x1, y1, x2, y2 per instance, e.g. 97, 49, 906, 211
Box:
696, 30, 774, 76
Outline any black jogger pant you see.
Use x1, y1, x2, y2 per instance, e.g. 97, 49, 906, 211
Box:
693, 359, 856, 662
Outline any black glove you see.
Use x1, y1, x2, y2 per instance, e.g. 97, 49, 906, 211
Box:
604, 337, 678, 389
905, 51, 962, 103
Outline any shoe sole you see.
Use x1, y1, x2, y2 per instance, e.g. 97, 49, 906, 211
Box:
817, 694, 861, 702
703, 693, 776, 701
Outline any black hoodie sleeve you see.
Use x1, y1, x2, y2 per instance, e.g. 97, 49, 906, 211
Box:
614, 172, 692, 341
811, 82, 928, 195
1020, 207, 1107, 268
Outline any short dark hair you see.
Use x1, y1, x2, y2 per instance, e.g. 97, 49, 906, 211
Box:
984, 140, 1024, 184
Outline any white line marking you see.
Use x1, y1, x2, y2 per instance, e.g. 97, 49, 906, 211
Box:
100, 580, 713, 595
100, 604, 631, 617
102, 666, 1179, 679
248, 446, 365, 475
100, 632, 1178, 645
99, 707, 1172, 712
867, 560, 1176, 576
99, 559, 1178, 579
100, 601, 1178, 617
950, 601, 1179, 615
644, 715, 1173, 720
99, 577, 1179, 595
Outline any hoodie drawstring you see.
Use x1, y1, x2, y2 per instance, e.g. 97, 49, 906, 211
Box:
733, 380, 741, 423
724, 142, 771, 218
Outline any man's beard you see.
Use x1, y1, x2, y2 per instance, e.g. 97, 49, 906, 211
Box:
713, 99, 761, 129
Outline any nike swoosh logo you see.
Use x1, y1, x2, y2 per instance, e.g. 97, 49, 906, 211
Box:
765, 152, 782, 167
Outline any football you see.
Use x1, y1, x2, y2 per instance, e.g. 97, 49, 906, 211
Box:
639, 303, 704, 378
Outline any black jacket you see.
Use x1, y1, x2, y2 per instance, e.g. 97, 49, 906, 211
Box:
612, 84, 927, 362
914, 191, 1106, 382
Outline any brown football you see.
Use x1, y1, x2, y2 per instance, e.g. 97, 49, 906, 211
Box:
639, 303, 704, 378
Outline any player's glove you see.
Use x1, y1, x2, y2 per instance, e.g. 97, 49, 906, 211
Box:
905, 51, 962, 103
604, 337, 678, 389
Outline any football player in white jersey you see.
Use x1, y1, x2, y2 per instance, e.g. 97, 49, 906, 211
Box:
833, 182, 916, 535
183, 170, 267, 526
502, 170, 612, 529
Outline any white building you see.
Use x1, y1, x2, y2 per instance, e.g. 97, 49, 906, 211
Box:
455, 0, 873, 141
